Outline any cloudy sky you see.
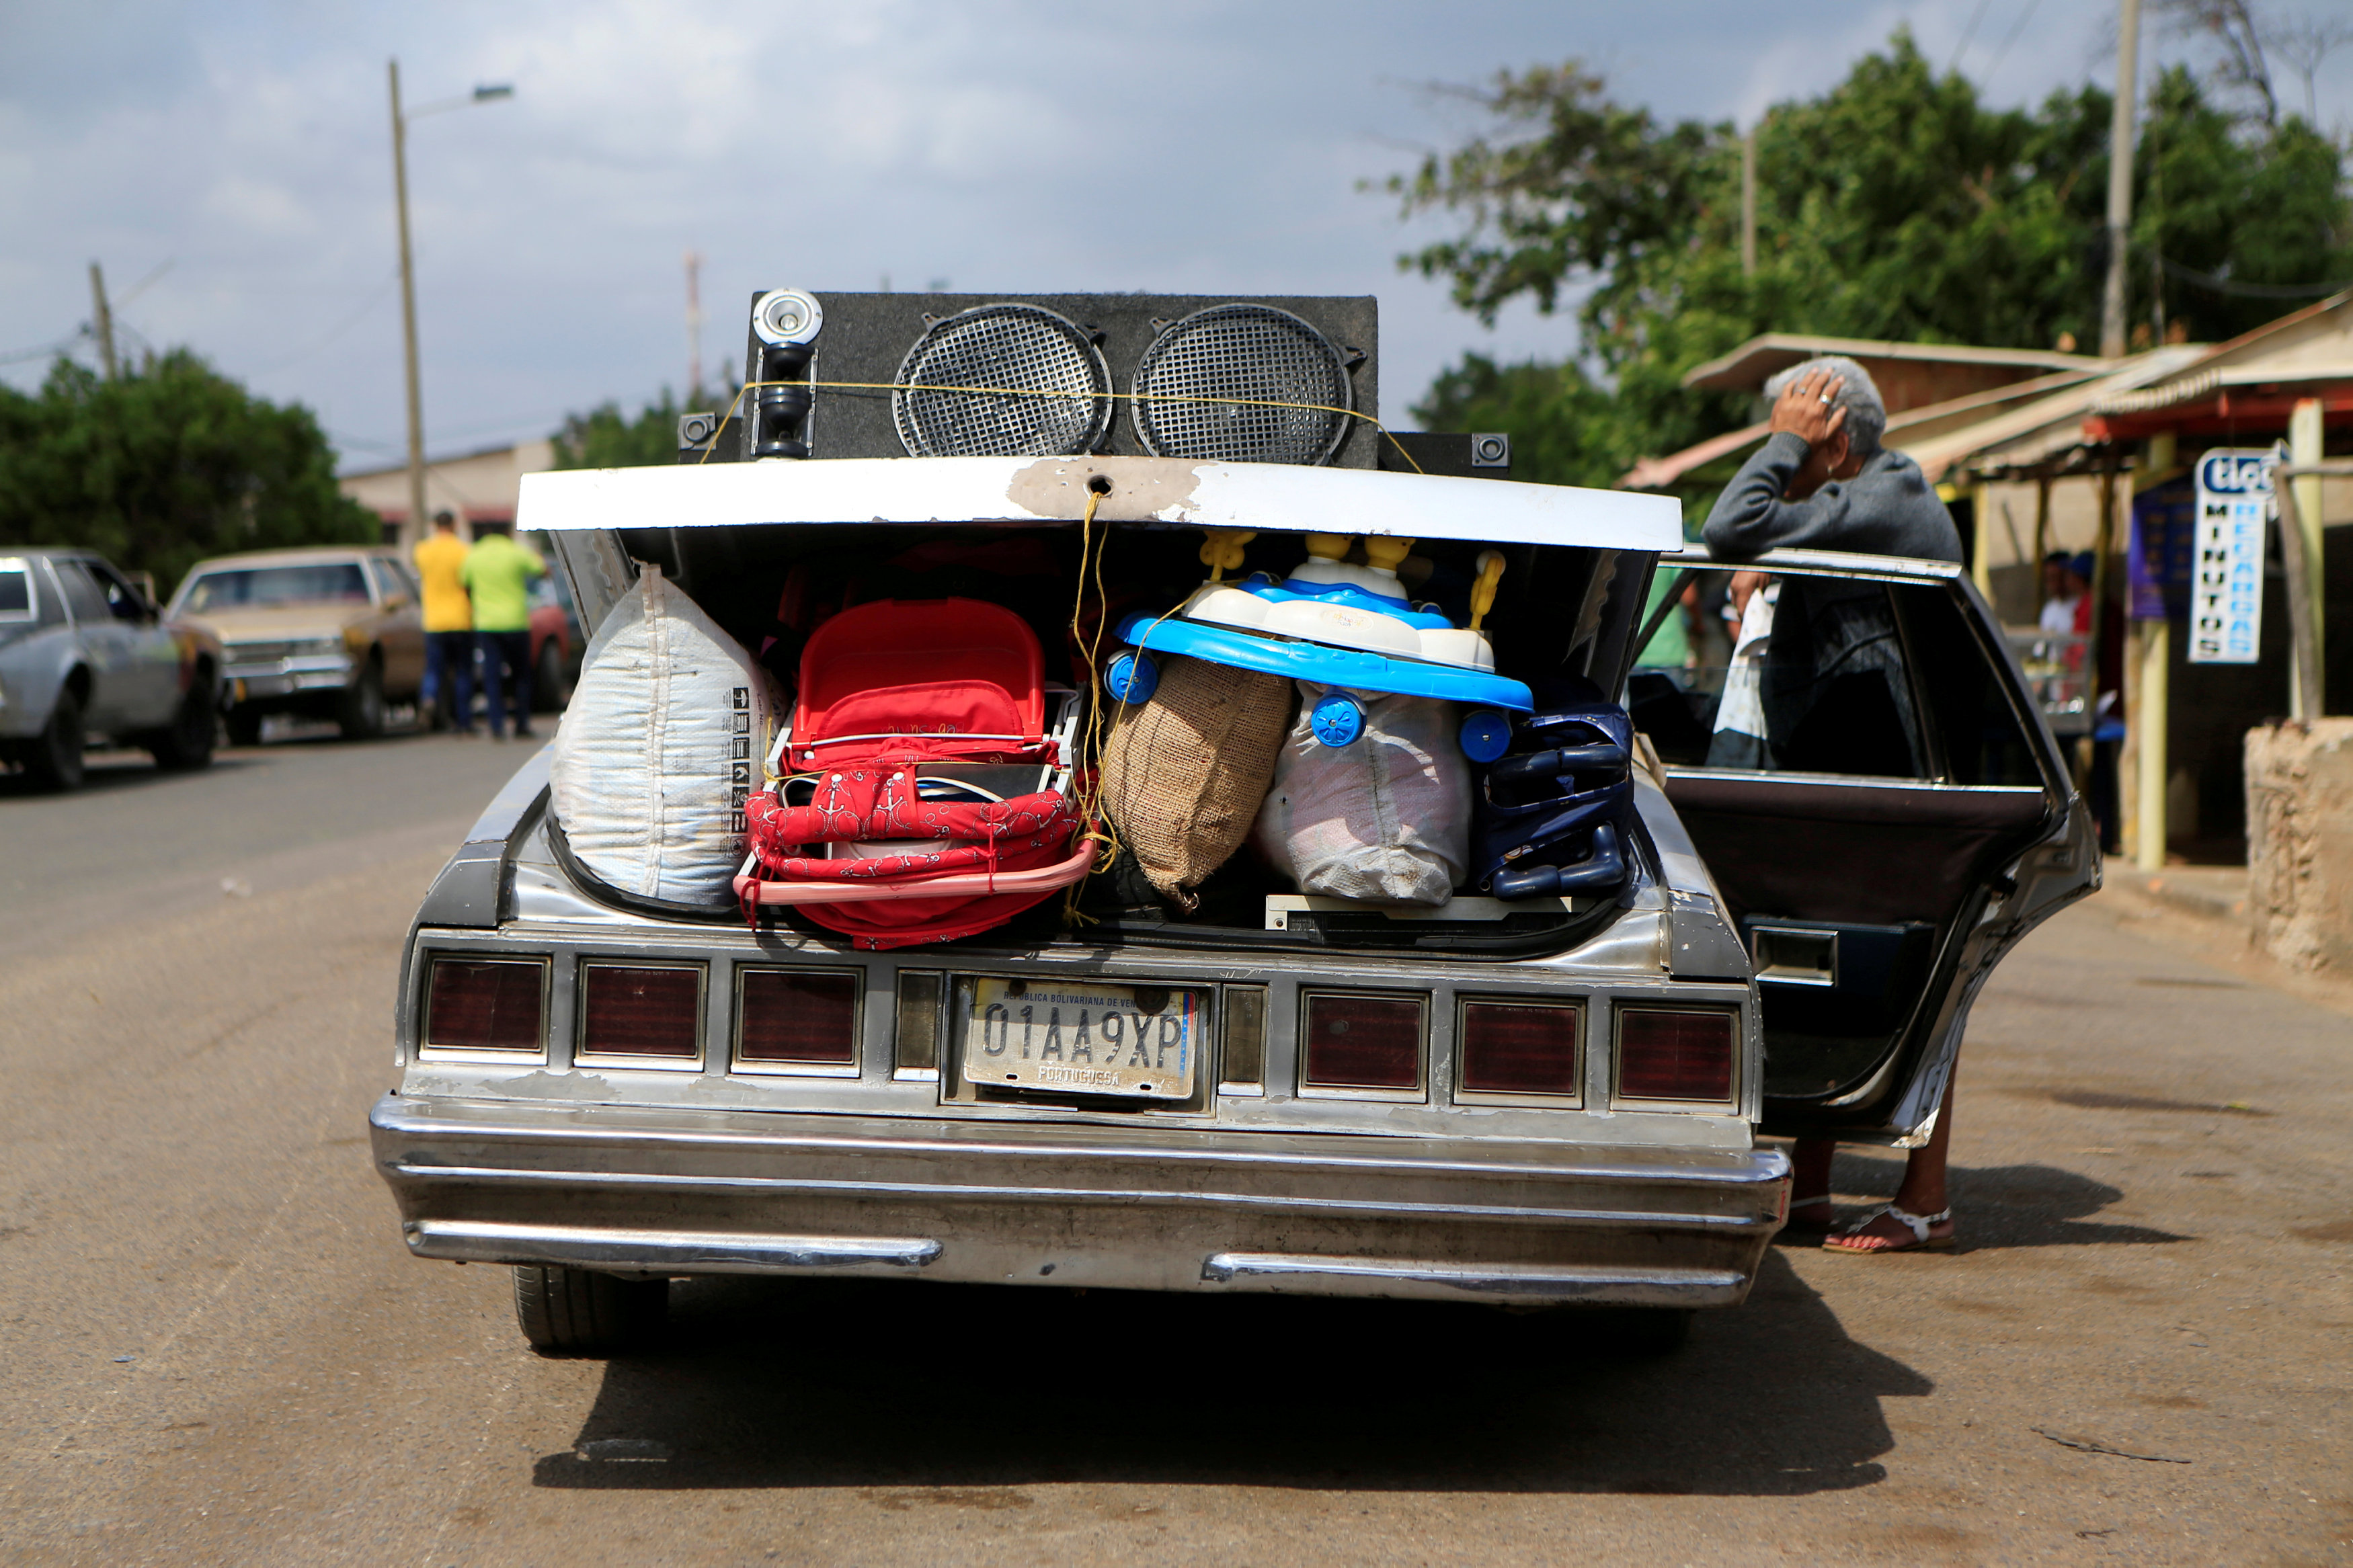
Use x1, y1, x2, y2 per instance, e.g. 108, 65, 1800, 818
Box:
4, 1, 2348, 474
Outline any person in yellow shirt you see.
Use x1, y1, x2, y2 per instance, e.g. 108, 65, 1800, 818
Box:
411, 511, 475, 734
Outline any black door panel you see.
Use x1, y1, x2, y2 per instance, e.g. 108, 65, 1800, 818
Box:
1630, 560, 2083, 1137
1661, 774, 2048, 930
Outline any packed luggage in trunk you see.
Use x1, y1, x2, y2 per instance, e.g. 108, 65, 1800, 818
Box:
547, 505, 1654, 956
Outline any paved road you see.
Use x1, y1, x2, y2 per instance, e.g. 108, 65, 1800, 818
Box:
2, 735, 2347, 1566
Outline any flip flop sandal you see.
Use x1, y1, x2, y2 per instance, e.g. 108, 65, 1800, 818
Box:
1782, 1192, 1837, 1237
1823, 1202, 1954, 1255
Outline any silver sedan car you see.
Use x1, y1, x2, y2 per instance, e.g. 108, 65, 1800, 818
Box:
0, 548, 222, 790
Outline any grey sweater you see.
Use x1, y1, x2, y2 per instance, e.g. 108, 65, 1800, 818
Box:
1701, 431, 1963, 563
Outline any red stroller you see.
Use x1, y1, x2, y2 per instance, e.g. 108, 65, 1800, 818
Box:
738, 597, 1090, 948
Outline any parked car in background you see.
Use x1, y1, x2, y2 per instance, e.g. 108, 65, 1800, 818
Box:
0, 548, 223, 790
526, 567, 581, 713
169, 546, 425, 743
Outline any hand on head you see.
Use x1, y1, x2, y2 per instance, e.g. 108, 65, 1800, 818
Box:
1769, 368, 1860, 497
1769, 368, 1849, 448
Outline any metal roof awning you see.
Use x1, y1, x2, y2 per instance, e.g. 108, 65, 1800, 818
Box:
519, 454, 1685, 552
1621, 366, 2112, 491
1680, 333, 2105, 393
1900, 345, 2212, 481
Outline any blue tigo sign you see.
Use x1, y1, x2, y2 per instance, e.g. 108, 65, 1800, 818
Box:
2189, 448, 2276, 664
2127, 477, 2195, 621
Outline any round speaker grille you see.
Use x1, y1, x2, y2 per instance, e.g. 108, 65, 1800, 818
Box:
1131, 304, 1353, 466
892, 304, 1111, 458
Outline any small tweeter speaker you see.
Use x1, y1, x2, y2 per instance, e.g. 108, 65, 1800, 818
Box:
1131, 304, 1353, 466
891, 303, 1113, 458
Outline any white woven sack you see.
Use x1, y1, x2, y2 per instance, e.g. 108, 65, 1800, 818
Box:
550, 565, 776, 906
1251, 683, 1470, 906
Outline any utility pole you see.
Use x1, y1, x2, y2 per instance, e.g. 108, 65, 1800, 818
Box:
1741, 126, 1758, 277
2101, 0, 2142, 359
389, 58, 428, 550
684, 249, 704, 404
87, 261, 118, 380
386, 65, 513, 550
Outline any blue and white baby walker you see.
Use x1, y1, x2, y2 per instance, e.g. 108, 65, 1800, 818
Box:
1103, 530, 1532, 761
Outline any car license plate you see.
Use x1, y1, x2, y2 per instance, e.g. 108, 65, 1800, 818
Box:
964, 978, 1201, 1100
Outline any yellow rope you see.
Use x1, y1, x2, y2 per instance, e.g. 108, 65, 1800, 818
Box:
1058, 485, 1125, 929
698, 378, 1427, 475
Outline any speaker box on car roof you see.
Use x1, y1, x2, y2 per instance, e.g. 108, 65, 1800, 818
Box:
729, 291, 1380, 468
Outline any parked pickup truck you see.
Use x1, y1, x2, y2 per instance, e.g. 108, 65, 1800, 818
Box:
370, 290, 2098, 1356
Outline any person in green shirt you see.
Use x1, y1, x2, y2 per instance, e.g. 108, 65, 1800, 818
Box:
460, 523, 547, 740
1634, 567, 1692, 673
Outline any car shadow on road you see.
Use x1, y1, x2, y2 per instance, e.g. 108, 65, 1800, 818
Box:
1802, 1153, 2192, 1250
530, 1249, 1927, 1498
0, 753, 264, 800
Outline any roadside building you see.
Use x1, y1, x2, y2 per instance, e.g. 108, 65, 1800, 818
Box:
1627, 308, 2352, 873
339, 439, 556, 552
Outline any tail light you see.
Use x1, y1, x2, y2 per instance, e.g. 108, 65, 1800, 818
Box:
1300, 992, 1425, 1092
579, 963, 704, 1061
738, 968, 860, 1069
892, 971, 942, 1079
422, 956, 546, 1054
1615, 1007, 1736, 1102
1219, 986, 1268, 1095
1458, 1000, 1581, 1098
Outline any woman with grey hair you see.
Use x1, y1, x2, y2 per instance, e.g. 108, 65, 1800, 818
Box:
1700, 358, 1967, 1255
1702, 357, 1959, 561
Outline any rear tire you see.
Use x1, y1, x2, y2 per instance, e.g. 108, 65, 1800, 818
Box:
336, 657, 386, 740
512, 1265, 668, 1356
25, 686, 86, 791
148, 675, 218, 772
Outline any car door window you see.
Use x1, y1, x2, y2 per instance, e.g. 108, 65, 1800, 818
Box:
0, 560, 34, 623
1631, 568, 2059, 1114
1633, 576, 1938, 778
365, 559, 405, 604
54, 562, 112, 624
84, 561, 152, 623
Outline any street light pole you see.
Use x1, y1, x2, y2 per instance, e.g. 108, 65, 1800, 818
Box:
389, 59, 426, 548
386, 64, 514, 550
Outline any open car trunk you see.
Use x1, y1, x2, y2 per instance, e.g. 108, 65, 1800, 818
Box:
533, 456, 1679, 962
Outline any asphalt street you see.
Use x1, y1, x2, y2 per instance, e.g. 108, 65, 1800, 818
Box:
1, 733, 2348, 1566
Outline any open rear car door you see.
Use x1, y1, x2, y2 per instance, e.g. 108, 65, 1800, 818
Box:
1626, 548, 2100, 1145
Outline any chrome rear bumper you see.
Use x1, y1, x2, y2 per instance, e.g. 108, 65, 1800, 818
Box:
371, 1094, 1789, 1308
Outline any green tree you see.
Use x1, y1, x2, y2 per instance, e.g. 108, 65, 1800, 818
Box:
552, 390, 688, 470
0, 350, 376, 595
1390, 31, 2353, 488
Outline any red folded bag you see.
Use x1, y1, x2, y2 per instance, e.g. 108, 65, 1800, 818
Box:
735, 597, 1090, 948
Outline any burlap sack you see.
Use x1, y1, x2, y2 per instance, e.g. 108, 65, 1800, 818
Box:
1100, 655, 1292, 910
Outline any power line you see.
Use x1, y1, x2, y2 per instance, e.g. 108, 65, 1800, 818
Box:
114, 257, 175, 311
2153, 249, 2353, 299
0, 330, 87, 368
1949, 0, 1996, 74
245, 271, 401, 376
1983, 0, 2043, 84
